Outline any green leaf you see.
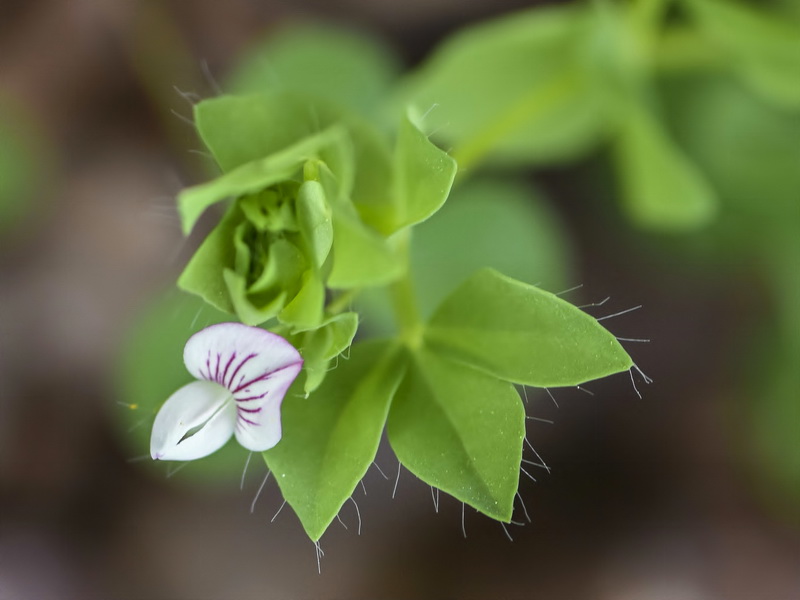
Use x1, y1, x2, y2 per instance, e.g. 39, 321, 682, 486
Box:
295, 180, 333, 268
354, 178, 574, 336
425, 268, 633, 387
178, 126, 348, 234
412, 178, 573, 318
194, 93, 341, 171
228, 236, 307, 326
294, 311, 359, 393
327, 204, 402, 288
115, 290, 244, 485
278, 270, 325, 330
386, 113, 457, 234
400, 4, 609, 169
228, 23, 401, 115
663, 74, 800, 220
685, 0, 800, 108
614, 103, 718, 230
264, 340, 406, 540
223, 268, 286, 326
178, 205, 243, 314
387, 346, 524, 521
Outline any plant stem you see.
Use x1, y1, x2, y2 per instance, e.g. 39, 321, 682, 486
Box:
450, 71, 580, 176
388, 232, 423, 347
327, 288, 360, 315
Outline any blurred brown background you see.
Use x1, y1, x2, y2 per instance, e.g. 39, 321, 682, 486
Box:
0, 1, 798, 598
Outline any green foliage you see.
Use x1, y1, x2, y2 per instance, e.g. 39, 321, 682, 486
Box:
116, 291, 245, 483
426, 269, 633, 387
614, 102, 718, 230
683, 0, 800, 109
401, 4, 610, 169
356, 177, 574, 336
663, 74, 800, 221
264, 341, 406, 541
385, 114, 458, 234
177, 92, 401, 332
228, 23, 400, 115
388, 347, 524, 521
411, 178, 572, 319
124, 17, 655, 541
290, 311, 359, 394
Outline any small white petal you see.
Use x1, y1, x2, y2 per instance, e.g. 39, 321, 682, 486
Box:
233, 361, 302, 451
184, 323, 302, 389
150, 380, 236, 461
182, 323, 303, 451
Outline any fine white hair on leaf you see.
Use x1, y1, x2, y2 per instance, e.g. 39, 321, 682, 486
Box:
597, 304, 642, 322
523, 438, 551, 473
544, 388, 560, 409
200, 59, 223, 96
392, 461, 402, 499
314, 541, 323, 575
349, 496, 362, 535
250, 470, 270, 514
520, 466, 537, 483
578, 296, 610, 309
500, 522, 514, 542
270, 499, 287, 523
555, 283, 583, 297
461, 502, 467, 539
372, 461, 389, 480
516, 491, 531, 523
169, 108, 195, 127
634, 363, 654, 384
189, 307, 203, 330
420, 102, 440, 122
173, 85, 201, 105
526, 415, 554, 424
430, 486, 440, 513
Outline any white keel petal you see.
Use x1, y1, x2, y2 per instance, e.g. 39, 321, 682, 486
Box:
150, 380, 236, 461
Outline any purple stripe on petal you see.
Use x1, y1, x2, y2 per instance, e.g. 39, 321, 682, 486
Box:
233, 372, 274, 394
239, 415, 259, 427
221, 352, 237, 387
238, 406, 262, 414
226, 353, 257, 390
235, 390, 269, 403
214, 352, 222, 383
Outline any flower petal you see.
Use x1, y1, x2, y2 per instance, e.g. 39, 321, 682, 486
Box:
183, 323, 304, 451
233, 359, 302, 451
150, 380, 236, 461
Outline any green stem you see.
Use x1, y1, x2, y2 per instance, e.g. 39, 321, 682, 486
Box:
450, 70, 581, 176
327, 288, 360, 315
388, 232, 423, 347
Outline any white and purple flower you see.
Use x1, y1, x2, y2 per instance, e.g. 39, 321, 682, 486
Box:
150, 323, 303, 461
